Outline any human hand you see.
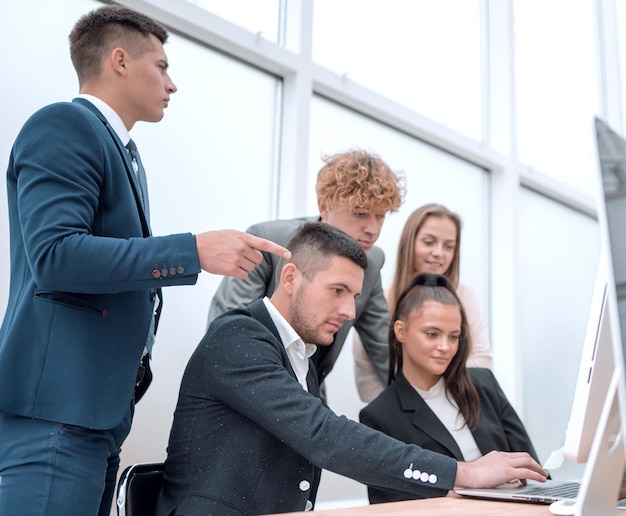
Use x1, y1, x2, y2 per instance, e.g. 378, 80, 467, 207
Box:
195, 230, 291, 279
455, 451, 548, 489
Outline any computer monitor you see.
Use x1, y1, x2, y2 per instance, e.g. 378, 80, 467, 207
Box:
562, 258, 614, 465
552, 118, 626, 515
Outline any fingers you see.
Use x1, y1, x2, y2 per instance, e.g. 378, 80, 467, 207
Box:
244, 234, 291, 260
194, 230, 291, 278
507, 453, 548, 484
456, 451, 548, 489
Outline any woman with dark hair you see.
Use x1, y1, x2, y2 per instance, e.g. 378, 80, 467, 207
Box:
353, 203, 492, 402
359, 272, 541, 504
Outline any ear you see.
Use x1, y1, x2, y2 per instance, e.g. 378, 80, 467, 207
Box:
280, 262, 300, 295
111, 47, 129, 76
393, 320, 406, 343
317, 197, 329, 221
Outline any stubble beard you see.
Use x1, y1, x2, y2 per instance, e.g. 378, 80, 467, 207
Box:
289, 286, 332, 346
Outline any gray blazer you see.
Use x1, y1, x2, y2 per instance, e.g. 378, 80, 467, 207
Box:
208, 216, 390, 384
156, 299, 457, 516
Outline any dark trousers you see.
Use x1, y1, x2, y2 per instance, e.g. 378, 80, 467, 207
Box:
0, 407, 133, 516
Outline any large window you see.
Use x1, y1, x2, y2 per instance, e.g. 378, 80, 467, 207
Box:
312, 0, 484, 141
513, 1, 600, 194
518, 188, 600, 479
185, 0, 281, 43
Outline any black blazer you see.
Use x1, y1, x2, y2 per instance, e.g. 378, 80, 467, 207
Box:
359, 368, 541, 504
156, 300, 458, 516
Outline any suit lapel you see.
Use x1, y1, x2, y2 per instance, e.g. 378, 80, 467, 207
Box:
395, 373, 465, 460
247, 299, 300, 383
71, 98, 151, 237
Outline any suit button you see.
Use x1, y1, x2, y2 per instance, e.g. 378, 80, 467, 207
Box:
177, 266, 185, 274
161, 268, 169, 277
299, 480, 310, 492
169, 267, 177, 276
152, 269, 161, 279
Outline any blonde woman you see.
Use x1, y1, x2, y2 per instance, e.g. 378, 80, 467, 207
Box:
354, 203, 492, 402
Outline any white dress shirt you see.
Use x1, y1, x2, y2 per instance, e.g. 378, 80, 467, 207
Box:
263, 297, 317, 391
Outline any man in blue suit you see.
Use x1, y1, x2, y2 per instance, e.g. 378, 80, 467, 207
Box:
157, 222, 548, 516
0, 6, 288, 516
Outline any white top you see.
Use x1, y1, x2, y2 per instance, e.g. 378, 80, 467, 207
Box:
415, 378, 482, 461
77, 94, 130, 145
353, 281, 492, 403
263, 297, 317, 391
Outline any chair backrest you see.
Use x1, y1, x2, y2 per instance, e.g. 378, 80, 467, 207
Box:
116, 462, 165, 516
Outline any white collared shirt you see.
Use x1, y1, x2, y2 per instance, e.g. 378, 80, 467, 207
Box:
415, 377, 482, 461
77, 94, 131, 146
263, 297, 317, 391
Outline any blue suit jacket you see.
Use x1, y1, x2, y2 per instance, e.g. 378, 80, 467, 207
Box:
359, 369, 542, 504
156, 299, 458, 516
0, 98, 201, 429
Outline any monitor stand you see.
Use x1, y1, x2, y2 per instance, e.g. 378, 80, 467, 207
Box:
550, 370, 625, 516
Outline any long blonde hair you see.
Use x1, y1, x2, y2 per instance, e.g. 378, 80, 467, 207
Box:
388, 203, 462, 313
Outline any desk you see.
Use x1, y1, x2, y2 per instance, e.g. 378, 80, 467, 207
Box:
275, 495, 553, 515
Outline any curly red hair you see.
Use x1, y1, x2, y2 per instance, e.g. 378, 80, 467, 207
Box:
315, 150, 405, 215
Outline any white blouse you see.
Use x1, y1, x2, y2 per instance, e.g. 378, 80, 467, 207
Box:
415, 378, 482, 462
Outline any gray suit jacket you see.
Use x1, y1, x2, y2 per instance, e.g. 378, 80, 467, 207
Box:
208, 216, 390, 384
157, 300, 457, 516
359, 369, 542, 504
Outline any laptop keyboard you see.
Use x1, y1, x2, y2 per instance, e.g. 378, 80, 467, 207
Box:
522, 482, 580, 499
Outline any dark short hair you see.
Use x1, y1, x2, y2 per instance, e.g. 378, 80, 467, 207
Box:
280, 222, 368, 280
69, 5, 169, 84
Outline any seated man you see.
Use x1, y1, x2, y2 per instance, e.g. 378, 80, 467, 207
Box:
156, 222, 547, 516
208, 149, 405, 388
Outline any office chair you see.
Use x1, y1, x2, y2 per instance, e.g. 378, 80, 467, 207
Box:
116, 462, 165, 516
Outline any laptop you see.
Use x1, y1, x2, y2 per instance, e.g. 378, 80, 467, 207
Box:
454, 478, 580, 504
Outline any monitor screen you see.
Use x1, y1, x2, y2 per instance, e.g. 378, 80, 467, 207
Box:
555, 118, 626, 515
596, 118, 626, 361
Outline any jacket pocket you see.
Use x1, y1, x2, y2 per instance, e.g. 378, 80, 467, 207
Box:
33, 290, 108, 317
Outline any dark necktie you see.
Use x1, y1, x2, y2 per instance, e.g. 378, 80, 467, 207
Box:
126, 139, 150, 222
126, 139, 155, 357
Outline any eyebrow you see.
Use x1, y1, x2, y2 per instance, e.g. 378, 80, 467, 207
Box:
422, 325, 461, 335
333, 282, 361, 296
421, 232, 455, 242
